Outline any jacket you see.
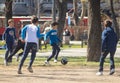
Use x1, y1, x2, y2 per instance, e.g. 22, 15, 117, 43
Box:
102, 27, 118, 52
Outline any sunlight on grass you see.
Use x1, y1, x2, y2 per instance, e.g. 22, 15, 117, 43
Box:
0, 56, 120, 68
0, 44, 120, 67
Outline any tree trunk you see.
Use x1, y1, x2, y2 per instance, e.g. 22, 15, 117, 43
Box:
79, 0, 87, 23
73, 0, 79, 26
110, 0, 119, 39
56, 0, 67, 43
52, 0, 56, 22
5, 0, 13, 26
87, 0, 102, 61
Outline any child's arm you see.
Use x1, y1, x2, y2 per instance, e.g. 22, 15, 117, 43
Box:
2, 28, 7, 41
14, 28, 17, 40
44, 31, 51, 41
37, 27, 44, 38
21, 25, 27, 40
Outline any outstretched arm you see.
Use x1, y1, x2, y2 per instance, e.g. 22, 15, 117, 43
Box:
37, 27, 44, 38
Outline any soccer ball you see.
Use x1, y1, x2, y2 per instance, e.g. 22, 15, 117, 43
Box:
61, 57, 68, 65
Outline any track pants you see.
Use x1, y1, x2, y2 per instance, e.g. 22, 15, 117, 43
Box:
47, 43, 60, 61
7, 40, 25, 61
18, 42, 37, 70
5, 41, 14, 61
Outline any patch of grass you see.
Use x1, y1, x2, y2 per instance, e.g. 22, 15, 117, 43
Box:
0, 44, 120, 67
0, 50, 5, 55
0, 56, 120, 68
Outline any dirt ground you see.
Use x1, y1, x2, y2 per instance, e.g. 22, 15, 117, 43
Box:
0, 65, 120, 83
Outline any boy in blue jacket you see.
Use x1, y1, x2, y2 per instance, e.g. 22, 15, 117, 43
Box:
96, 19, 118, 76
44, 22, 61, 65
2, 19, 17, 66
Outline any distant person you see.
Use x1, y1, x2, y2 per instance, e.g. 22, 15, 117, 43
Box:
63, 28, 71, 36
43, 22, 51, 34
69, 26, 75, 41
7, 21, 25, 62
63, 28, 71, 46
17, 15, 44, 74
2, 19, 17, 66
42, 22, 51, 49
96, 19, 118, 76
44, 22, 61, 65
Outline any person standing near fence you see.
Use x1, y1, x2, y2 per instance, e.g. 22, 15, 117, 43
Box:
96, 19, 118, 76
2, 19, 17, 66
17, 15, 44, 74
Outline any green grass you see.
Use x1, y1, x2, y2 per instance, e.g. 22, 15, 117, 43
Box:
0, 49, 5, 55
0, 56, 120, 68
0, 44, 120, 67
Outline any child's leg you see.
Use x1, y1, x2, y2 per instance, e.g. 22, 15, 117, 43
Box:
110, 51, 115, 70
18, 43, 30, 71
99, 51, 109, 72
47, 44, 56, 61
28, 43, 37, 68
5, 42, 13, 61
54, 45, 60, 60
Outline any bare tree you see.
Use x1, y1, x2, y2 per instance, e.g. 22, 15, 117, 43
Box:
79, 0, 87, 23
87, 0, 102, 61
5, 0, 13, 26
56, 0, 67, 42
110, 0, 119, 39
73, 0, 87, 25
73, 0, 79, 25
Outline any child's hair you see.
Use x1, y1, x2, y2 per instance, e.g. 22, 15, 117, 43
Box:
31, 15, 38, 24
104, 19, 112, 27
51, 22, 59, 27
43, 22, 50, 27
8, 19, 14, 23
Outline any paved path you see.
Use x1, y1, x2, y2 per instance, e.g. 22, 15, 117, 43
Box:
37, 48, 87, 57
0, 48, 120, 57
37, 48, 120, 57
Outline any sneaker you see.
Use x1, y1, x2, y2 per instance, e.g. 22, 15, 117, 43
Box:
27, 67, 33, 73
17, 69, 22, 74
109, 69, 115, 75
4, 60, 8, 66
96, 71, 103, 76
44, 60, 50, 65
54, 59, 57, 63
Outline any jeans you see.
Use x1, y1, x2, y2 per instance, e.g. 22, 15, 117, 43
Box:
47, 43, 60, 61
7, 40, 25, 61
99, 50, 116, 72
5, 41, 14, 61
18, 42, 37, 70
